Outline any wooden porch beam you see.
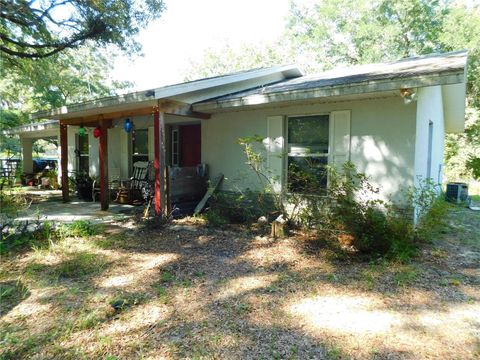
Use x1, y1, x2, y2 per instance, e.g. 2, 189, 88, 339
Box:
153, 108, 167, 216
59, 124, 69, 203
58, 104, 210, 126
59, 108, 158, 125
99, 121, 110, 211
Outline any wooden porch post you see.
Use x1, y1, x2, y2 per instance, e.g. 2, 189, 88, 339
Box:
154, 108, 166, 216
60, 124, 69, 202
99, 121, 109, 211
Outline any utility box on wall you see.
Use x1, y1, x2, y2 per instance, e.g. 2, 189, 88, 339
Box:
445, 182, 469, 203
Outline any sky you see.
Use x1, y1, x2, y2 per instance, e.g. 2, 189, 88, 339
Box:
112, 0, 297, 91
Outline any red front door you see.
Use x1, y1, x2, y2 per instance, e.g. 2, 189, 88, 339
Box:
180, 124, 201, 166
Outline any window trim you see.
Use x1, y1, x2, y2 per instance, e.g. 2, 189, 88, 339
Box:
285, 112, 331, 193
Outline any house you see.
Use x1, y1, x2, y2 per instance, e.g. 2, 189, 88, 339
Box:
12, 51, 468, 216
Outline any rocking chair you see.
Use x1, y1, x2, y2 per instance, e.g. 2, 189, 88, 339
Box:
118, 161, 151, 204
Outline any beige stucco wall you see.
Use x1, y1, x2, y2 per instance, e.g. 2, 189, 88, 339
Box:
63, 96, 418, 203
414, 86, 445, 187
202, 96, 417, 203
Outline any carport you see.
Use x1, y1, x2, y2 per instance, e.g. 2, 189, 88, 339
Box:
6, 120, 60, 180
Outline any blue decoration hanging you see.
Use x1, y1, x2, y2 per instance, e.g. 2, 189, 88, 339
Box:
124, 118, 133, 133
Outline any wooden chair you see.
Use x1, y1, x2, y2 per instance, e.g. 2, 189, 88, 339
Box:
119, 161, 151, 203
92, 167, 121, 202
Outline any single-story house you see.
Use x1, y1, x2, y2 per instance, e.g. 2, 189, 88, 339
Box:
12, 50, 468, 216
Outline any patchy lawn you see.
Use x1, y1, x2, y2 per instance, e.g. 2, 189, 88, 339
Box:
1, 206, 479, 359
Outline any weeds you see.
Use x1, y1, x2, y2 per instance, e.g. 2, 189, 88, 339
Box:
109, 292, 148, 312
151, 283, 170, 304
58, 220, 99, 238
231, 136, 451, 262
393, 266, 419, 287
24, 251, 108, 281
55, 251, 108, 279
1, 219, 100, 256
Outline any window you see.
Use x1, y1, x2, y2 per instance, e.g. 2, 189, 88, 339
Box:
76, 134, 89, 173
287, 114, 329, 193
132, 129, 148, 165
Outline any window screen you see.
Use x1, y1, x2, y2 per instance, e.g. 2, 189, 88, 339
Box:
287, 115, 329, 193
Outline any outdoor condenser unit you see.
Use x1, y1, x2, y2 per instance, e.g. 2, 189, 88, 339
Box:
445, 182, 469, 203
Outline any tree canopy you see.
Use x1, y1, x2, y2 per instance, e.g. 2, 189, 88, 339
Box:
0, 0, 165, 62
0, 0, 161, 156
0, 44, 132, 155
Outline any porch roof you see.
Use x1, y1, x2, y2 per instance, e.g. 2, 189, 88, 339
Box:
30, 65, 303, 122
4, 120, 59, 139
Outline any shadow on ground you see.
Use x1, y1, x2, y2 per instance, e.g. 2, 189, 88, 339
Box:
0, 205, 479, 359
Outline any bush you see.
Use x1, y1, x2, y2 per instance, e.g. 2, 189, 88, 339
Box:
320, 163, 413, 257
233, 135, 445, 261
415, 196, 450, 242
205, 190, 278, 225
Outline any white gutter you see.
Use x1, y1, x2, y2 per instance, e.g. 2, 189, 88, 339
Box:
193, 71, 465, 112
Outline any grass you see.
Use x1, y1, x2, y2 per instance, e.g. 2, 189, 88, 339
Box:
393, 265, 419, 287
24, 251, 108, 281
109, 292, 149, 312
0, 205, 478, 359
470, 194, 480, 202
0, 219, 100, 256
57, 251, 108, 278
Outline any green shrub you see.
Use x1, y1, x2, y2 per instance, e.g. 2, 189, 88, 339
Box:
415, 197, 451, 242
203, 208, 229, 227
236, 135, 445, 262
58, 220, 98, 238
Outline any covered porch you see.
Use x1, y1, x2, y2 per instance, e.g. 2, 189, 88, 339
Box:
38, 99, 211, 216
28, 65, 303, 215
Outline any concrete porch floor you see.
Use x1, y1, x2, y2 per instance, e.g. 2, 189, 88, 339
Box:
16, 188, 138, 224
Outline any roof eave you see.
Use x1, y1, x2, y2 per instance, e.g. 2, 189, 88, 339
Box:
31, 64, 303, 121
192, 70, 465, 112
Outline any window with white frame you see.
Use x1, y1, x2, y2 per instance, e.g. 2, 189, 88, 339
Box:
287, 114, 329, 193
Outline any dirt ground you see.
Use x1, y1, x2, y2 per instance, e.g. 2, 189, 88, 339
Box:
1, 206, 479, 359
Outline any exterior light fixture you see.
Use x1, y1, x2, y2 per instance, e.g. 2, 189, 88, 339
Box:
78, 124, 86, 137
93, 126, 102, 138
124, 118, 133, 133
400, 88, 417, 104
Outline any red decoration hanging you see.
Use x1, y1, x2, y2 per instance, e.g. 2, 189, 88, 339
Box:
93, 126, 102, 138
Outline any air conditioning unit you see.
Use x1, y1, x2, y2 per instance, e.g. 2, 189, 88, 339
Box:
445, 182, 468, 203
